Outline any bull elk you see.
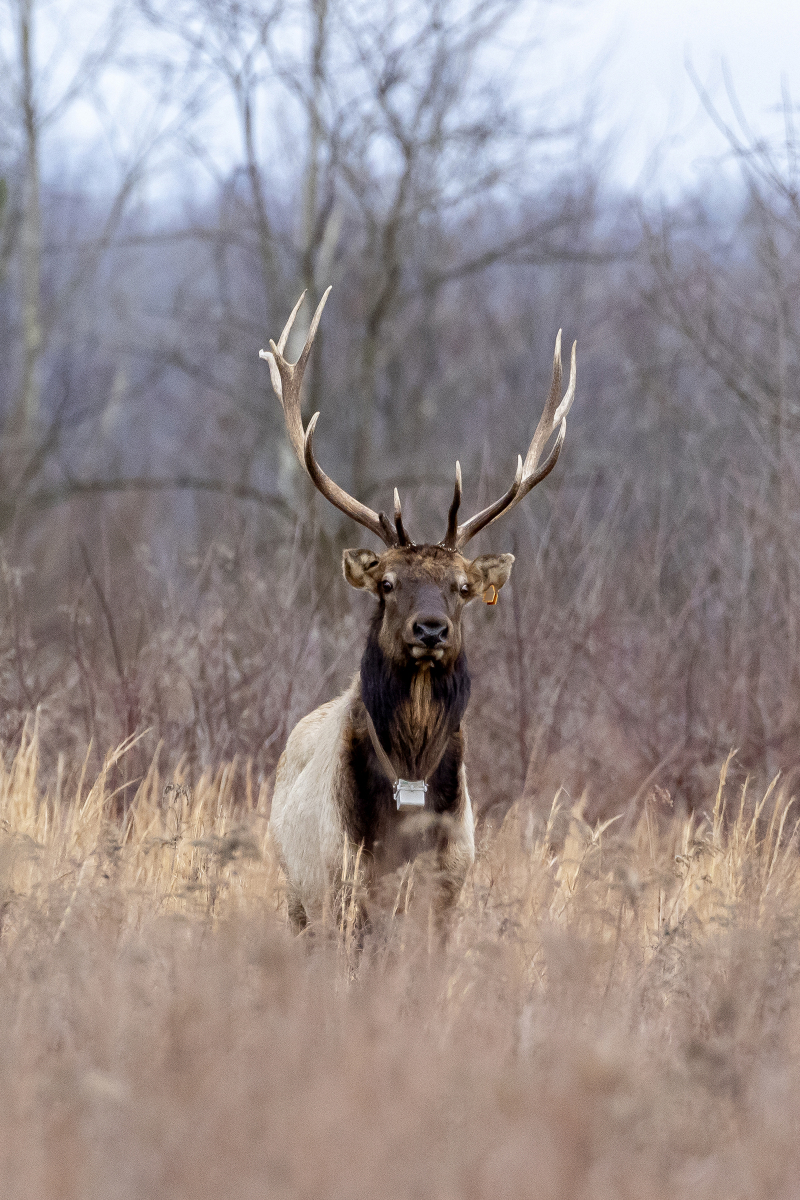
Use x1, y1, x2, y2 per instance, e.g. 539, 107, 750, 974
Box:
260, 289, 576, 932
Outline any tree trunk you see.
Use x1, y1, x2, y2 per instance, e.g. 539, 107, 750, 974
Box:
17, 0, 43, 435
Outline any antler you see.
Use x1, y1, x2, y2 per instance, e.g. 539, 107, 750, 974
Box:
441, 330, 576, 549
260, 289, 406, 547
261, 292, 574, 552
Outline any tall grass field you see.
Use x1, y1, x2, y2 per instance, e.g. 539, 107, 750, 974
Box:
1, 723, 799, 1199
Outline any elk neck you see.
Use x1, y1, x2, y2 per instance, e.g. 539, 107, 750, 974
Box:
359, 608, 471, 780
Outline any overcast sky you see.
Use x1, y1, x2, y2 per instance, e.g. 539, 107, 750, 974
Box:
568, 0, 800, 190
16, 0, 800, 201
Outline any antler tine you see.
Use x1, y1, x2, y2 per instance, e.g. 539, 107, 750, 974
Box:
261, 289, 397, 547
452, 456, 523, 548
521, 332, 575, 479
442, 461, 462, 549
259, 289, 330, 465
258, 291, 307, 404
297, 285, 332, 375
454, 332, 576, 549
509, 336, 576, 506
276, 291, 306, 357
394, 488, 412, 546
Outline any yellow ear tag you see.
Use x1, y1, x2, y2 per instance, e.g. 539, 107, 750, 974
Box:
483, 584, 499, 606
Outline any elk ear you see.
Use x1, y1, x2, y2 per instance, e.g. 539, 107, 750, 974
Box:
342, 548, 382, 592
466, 553, 514, 600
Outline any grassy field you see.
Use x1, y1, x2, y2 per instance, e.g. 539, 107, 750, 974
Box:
1, 727, 800, 1199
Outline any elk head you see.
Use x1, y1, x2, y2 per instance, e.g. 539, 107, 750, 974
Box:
341, 543, 513, 669
260, 289, 576, 670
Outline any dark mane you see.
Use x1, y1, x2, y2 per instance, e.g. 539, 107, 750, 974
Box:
344, 609, 471, 846
360, 606, 471, 777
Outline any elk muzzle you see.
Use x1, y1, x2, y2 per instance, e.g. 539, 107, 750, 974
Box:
405, 612, 452, 660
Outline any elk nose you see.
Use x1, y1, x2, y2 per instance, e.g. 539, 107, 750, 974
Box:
413, 617, 449, 648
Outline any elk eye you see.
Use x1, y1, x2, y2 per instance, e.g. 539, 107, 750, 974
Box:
459, 582, 470, 596
380, 579, 394, 594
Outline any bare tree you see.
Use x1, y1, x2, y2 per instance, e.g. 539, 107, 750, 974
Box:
0, 0, 130, 434
125, 0, 595, 540
0, 0, 220, 535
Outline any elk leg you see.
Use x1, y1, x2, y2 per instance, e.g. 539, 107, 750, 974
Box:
432, 833, 473, 930
334, 839, 372, 941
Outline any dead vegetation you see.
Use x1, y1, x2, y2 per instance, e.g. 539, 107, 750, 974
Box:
2, 3, 800, 1193
1, 727, 800, 1198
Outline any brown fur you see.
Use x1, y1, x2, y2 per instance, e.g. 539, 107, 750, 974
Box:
270, 544, 514, 933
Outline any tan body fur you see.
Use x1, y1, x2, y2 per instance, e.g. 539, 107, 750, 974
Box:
270, 675, 476, 929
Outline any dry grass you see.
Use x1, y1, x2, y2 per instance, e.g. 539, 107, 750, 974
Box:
2, 729, 800, 1199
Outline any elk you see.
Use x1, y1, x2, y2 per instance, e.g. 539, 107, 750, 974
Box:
260, 289, 576, 932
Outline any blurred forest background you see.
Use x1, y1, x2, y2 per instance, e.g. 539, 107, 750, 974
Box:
1, 0, 799, 822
